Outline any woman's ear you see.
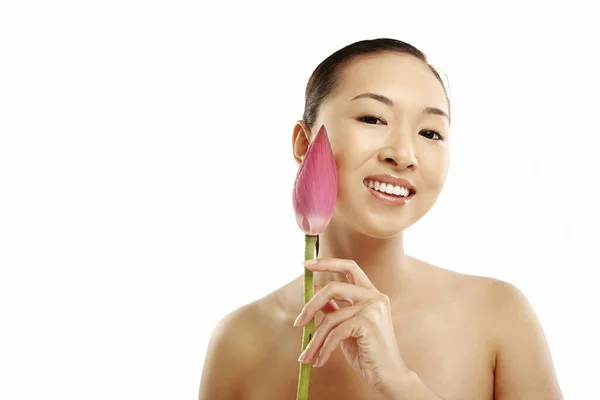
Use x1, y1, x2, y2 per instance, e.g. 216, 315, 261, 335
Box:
292, 120, 312, 165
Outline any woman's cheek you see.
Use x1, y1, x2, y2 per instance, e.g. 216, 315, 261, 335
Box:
425, 161, 450, 193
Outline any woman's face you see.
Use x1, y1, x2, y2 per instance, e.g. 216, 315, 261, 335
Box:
294, 52, 451, 238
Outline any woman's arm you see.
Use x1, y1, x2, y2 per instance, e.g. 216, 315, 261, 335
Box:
489, 280, 563, 400
198, 305, 256, 400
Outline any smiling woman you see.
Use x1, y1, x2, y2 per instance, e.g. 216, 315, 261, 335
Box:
198, 38, 564, 400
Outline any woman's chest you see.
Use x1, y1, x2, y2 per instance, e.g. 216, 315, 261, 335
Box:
243, 315, 495, 400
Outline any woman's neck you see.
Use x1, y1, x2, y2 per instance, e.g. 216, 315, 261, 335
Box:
313, 221, 414, 299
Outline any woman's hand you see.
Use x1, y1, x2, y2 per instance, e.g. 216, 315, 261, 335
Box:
295, 257, 414, 395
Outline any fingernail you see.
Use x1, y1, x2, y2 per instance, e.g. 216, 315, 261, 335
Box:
293, 313, 304, 327
298, 349, 308, 363
304, 259, 318, 266
312, 354, 321, 367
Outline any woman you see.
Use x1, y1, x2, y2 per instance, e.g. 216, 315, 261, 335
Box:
198, 38, 563, 400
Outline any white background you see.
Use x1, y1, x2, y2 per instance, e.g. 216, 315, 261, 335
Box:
1, 1, 598, 399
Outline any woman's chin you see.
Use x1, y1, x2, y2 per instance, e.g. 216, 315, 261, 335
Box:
332, 199, 431, 239
344, 193, 436, 238
346, 214, 416, 239
361, 222, 411, 239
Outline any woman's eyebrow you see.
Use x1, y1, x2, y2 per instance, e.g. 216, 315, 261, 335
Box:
350, 92, 449, 121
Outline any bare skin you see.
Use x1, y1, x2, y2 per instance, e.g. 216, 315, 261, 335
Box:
246, 257, 496, 399
199, 256, 561, 399
199, 52, 563, 399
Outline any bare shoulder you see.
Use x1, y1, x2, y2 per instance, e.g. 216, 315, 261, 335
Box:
423, 262, 563, 399
204, 283, 295, 361
439, 267, 539, 322
413, 258, 507, 301
198, 301, 262, 399
483, 279, 562, 398
199, 278, 302, 399
413, 258, 536, 325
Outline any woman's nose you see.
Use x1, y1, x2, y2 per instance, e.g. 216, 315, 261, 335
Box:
377, 133, 418, 170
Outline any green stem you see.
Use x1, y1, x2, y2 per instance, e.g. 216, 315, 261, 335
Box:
296, 234, 318, 400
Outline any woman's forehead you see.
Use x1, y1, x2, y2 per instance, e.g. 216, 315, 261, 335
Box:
333, 53, 448, 109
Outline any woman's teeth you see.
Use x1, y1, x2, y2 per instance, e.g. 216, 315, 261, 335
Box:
363, 179, 411, 197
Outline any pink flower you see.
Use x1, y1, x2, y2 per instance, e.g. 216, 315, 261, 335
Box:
292, 125, 338, 235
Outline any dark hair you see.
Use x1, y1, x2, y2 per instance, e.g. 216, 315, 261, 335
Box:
302, 38, 451, 130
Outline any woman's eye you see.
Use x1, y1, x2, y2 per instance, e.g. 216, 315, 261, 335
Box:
420, 130, 444, 141
356, 116, 443, 140
358, 115, 385, 125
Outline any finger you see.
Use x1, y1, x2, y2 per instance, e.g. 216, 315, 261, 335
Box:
298, 303, 361, 364
313, 319, 361, 368
304, 258, 376, 290
314, 283, 339, 314
296, 281, 374, 327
